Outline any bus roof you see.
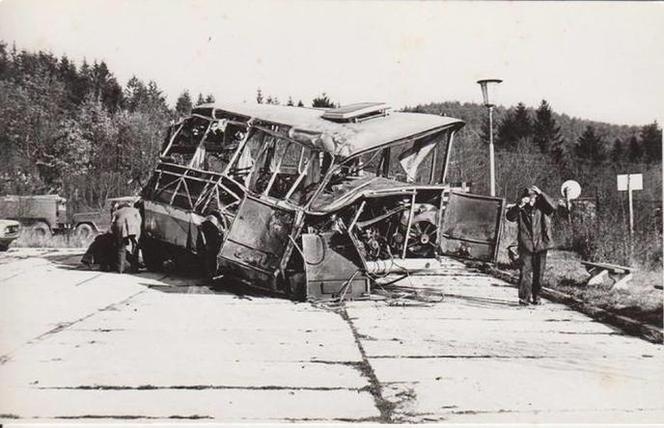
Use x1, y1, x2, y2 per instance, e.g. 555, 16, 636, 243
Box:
193, 102, 465, 159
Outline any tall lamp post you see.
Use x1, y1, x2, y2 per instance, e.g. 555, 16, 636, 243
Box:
477, 79, 502, 197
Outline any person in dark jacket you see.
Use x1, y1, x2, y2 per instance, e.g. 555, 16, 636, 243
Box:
81, 231, 117, 271
506, 185, 556, 306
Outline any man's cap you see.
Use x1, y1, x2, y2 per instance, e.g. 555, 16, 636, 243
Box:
521, 186, 537, 197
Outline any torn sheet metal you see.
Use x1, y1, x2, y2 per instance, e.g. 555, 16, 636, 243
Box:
140, 102, 506, 301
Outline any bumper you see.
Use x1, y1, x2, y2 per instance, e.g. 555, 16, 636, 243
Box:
0, 236, 19, 247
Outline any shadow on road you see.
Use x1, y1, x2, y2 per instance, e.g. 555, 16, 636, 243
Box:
443, 293, 521, 308
139, 276, 276, 301
39, 249, 281, 301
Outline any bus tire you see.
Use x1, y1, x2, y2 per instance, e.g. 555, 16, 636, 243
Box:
141, 237, 165, 272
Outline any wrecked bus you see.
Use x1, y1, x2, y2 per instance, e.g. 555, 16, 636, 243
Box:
140, 102, 505, 300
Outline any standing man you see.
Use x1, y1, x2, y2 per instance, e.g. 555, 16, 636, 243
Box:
506, 185, 556, 306
111, 202, 142, 274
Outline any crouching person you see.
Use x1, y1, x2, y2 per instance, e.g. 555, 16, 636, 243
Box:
81, 231, 117, 271
111, 202, 142, 274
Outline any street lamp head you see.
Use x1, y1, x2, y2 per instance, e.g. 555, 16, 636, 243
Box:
477, 79, 503, 107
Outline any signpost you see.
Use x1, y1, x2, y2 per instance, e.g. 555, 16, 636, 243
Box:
617, 173, 643, 236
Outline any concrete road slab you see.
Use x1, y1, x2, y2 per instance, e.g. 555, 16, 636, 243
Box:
0, 249, 376, 422
345, 259, 664, 423
1, 249, 661, 423
0, 388, 379, 421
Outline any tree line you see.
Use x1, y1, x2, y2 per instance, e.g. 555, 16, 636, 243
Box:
408, 100, 661, 168
251, 88, 337, 108
406, 100, 661, 200
0, 43, 220, 209
493, 100, 661, 166
1, 43, 661, 215
0, 43, 346, 211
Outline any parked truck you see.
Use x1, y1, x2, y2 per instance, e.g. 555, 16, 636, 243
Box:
70, 196, 139, 239
0, 194, 138, 238
0, 195, 68, 236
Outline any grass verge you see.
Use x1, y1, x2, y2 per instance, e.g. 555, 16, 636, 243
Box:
11, 231, 91, 249
478, 250, 662, 342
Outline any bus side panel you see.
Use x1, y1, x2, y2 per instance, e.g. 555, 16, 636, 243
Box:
143, 200, 203, 252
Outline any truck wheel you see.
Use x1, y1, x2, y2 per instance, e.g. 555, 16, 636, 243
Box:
31, 222, 51, 238
75, 223, 96, 240
141, 237, 165, 272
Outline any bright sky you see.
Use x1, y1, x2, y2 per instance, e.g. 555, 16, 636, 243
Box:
0, 0, 662, 125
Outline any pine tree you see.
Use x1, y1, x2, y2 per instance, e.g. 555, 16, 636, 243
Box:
610, 138, 624, 164
640, 121, 662, 162
123, 76, 147, 112
576, 125, 606, 163
175, 90, 193, 117
286, 96, 294, 106
312, 93, 335, 108
533, 100, 564, 154
57, 55, 79, 108
512, 103, 532, 141
204, 93, 215, 103
0, 41, 8, 78
297, 100, 304, 107
145, 81, 167, 113
74, 59, 93, 105
89, 61, 123, 112
196, 93, 205, 106
628, 135, 643, 163
495, 109, 516, 149
495, 103, 531, 150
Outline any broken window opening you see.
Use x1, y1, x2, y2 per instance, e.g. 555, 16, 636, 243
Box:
227, 130, 266, 186
159, 116, 250, 174
240, 132, 327, 207
322, 131, 450, 194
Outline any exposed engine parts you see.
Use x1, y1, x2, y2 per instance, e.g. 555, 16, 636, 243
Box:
337, 196, 444, 263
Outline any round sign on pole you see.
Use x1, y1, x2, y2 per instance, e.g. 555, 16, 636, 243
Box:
561, 180, 582, 200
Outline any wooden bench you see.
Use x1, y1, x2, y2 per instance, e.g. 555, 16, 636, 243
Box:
580, 261, 635, 289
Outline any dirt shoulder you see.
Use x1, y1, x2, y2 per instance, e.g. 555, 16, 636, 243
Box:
474, 250, 662, 337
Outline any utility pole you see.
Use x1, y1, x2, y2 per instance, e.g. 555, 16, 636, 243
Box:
488, 105, 495, 197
